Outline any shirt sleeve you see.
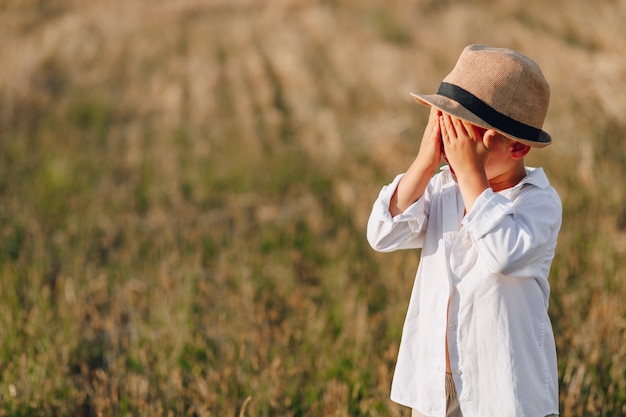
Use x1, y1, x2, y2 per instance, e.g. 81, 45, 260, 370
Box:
366, 174, 430, 252
461, 185, 562, 278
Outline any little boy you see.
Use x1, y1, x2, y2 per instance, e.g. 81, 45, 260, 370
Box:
367, 45, 561, 416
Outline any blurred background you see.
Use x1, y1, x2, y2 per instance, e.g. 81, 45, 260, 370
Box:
0, 0, 625, 416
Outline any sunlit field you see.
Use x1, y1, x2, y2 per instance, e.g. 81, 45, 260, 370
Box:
0, 0, 625, 415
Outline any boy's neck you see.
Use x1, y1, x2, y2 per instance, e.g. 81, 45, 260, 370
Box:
488, 163, 527, 192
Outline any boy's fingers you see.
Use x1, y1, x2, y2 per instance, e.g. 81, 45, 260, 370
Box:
452, 117, 470, 139
463, 120, 482, 141
442, 114, 456, 141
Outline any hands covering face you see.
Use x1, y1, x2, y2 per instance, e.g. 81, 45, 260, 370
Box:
415, 109, 491, 178
439, 112, 489, 176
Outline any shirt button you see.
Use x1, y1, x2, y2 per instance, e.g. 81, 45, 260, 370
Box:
448, 323, 456, 331
454, 369, 462, 375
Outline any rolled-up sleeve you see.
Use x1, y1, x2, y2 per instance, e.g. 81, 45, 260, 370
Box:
462, 186, 562, 278
367, 174, 430, 252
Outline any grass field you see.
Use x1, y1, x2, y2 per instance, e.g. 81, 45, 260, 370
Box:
0, 0, 625, 415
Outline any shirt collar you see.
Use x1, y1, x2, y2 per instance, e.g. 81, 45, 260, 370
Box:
517, 167, 551, 190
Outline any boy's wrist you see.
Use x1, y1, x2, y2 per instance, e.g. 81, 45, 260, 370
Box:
456, 168, 489, 211
414, 154, 439, 176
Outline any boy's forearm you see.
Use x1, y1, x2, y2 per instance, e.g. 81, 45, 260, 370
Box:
389, 107, 442, 217
456, 167, 489, 212
389, 158, 435, 217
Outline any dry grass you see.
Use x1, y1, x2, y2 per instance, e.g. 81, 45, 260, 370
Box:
0, 0, 625, 415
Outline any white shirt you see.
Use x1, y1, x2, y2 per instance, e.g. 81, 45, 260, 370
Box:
367, 167, 561, 417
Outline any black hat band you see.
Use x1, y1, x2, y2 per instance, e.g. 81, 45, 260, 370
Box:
437, 82, 548, 143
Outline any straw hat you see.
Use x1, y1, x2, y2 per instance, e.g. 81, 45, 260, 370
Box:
411, 44, 551, 147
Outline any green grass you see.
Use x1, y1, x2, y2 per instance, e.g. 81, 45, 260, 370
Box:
0, 0, 625, 416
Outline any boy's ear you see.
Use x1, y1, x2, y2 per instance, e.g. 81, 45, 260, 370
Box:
510, 141, 531, 160
483, 130, 531, 160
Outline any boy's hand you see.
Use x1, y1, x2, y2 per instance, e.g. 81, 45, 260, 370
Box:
440, 113, 490, 210
440, 113, 489, 177
415, 107, 443, 174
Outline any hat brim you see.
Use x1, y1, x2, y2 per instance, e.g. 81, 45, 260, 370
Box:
410, 92, 552, 148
